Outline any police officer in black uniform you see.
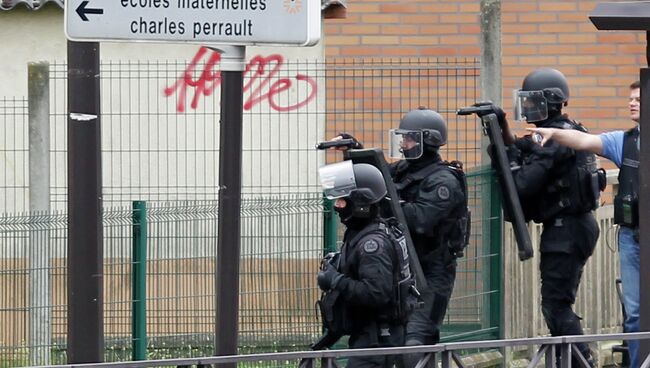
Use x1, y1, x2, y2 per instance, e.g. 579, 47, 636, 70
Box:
317, 161, 405, 368
387, 108, 467, 366
334, 108, 468, 366
484, 68, 600, 366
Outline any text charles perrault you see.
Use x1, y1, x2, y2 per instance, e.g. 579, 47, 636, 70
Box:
121, 0, 267, 39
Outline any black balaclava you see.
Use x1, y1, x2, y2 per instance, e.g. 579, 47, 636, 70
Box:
335, 198, 379, 230
406, 147, 442, 171
534, 103, 563, 127
401, 133, 422, 159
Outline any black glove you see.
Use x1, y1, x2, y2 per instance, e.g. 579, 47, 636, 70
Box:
337, 132, 364, 149
515, 135, 553, 155
486, 143, 521, 168
317, 263, 344, 291
472, 102, 507, 128
514, 135, 537, 153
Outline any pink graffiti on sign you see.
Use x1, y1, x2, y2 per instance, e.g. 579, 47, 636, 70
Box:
164, 47, 317, 113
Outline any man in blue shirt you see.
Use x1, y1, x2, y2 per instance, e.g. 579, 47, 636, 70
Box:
529, 80, 641, 368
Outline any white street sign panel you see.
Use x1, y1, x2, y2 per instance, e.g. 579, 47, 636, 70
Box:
65, 0, 320, 46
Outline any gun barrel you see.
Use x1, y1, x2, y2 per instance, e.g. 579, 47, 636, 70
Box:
315, 138, 355, 150
457, 105, 493, 116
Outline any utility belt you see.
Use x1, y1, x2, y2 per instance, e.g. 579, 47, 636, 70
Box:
543, 217, 567, 228
542, 213, 592, 228
534, 168, 606, 223
536, 197, 590, 223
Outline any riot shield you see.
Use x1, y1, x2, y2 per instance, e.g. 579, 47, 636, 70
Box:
457, 106, 534, 261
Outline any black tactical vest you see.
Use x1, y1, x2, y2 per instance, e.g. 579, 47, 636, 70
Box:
533, 118, 603, 223
614, 127, 640, 227
339, 220, 419, 322
392, 160, 470, 256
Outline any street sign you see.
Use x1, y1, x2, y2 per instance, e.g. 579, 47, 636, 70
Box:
65, 0, 321, 46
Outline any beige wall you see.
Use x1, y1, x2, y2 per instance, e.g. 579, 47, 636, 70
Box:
0, 257, 323, 347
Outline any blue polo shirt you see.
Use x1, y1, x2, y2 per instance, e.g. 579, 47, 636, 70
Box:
599, 130, 625, 168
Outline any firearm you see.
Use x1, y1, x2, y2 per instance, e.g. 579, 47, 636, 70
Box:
321, 251, 340, 271
309, 252, 344, 351
299, 336, 343, 368
457, 104, 497, 117
300, 330, 342, 368
457, 104, 534, 261
315, 138, 356, 150
310, 330, 344, 351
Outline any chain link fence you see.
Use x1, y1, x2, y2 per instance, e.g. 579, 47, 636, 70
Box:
0, 195, 325, 365
1, 55, 480, 212
0, 56, 492, 366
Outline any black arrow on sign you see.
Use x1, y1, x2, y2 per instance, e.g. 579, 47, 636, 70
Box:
76, 0, 103, 21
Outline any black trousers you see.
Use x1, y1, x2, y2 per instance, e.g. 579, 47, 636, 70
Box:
404, 245, 457, 345
539, 214, 598, 366
347, 323, 405, 368
540, 252, 593, 365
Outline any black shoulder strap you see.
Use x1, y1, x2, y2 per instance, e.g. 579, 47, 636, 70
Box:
347, 222, 385, 247
395, 162, 451, 191
396, 161, 467, 198
547, 117, 588, 133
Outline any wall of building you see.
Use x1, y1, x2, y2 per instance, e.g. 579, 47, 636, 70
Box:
323, 0, 645, 149
0, 4, 327, 212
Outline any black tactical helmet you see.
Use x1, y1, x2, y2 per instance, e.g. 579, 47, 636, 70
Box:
521, 68, 570, 105
399, 107, 447, 147
349, 163, 387, 206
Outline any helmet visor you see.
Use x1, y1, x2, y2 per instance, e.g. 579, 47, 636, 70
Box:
513, 89, 548, 122
318, 160, 357, 199
388, 129, 423, 160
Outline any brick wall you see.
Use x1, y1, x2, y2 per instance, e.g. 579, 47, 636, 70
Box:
324, 0, 645, 162
323, 0, 482, 58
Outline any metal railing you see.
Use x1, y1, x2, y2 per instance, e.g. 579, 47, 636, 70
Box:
0, 174, 498, 367
0, 196, 326, 366
25, 332, 650, 368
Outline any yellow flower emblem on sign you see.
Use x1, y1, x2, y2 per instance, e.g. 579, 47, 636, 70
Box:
284, 0, 302, 14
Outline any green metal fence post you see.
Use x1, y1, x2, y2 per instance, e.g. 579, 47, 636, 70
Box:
132, 201, 147, 360
323, 196, 338, 255
488, 171, 503, 338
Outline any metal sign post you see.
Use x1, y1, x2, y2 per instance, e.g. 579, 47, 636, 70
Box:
63, 1, 320, 364
211, 46, 245, 368
67, 40, 103, 364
